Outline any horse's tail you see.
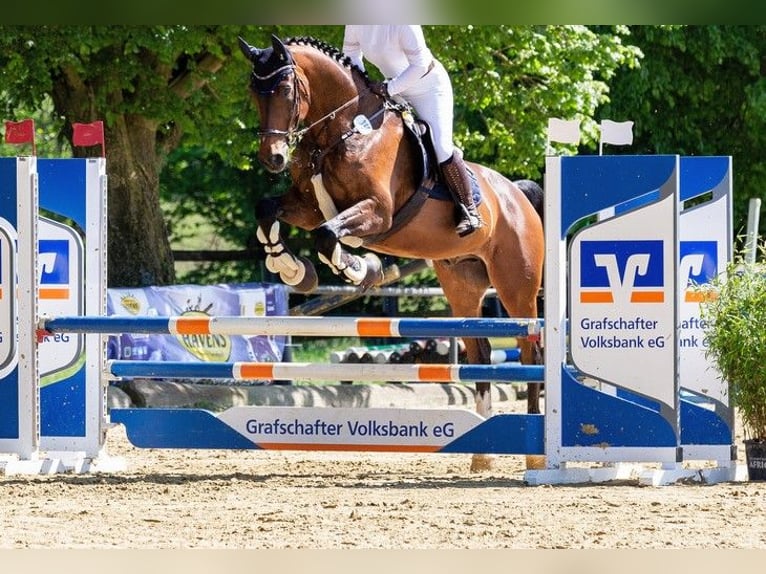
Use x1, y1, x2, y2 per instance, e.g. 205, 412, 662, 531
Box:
514, 179, 546, 308
514, 179, 544, 228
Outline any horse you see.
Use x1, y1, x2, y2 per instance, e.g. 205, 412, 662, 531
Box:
238, 35, 545, 471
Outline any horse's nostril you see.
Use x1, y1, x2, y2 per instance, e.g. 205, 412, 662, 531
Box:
261, 154, 286, 174
272, 155, 285, 170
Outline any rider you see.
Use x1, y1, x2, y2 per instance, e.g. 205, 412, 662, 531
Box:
342, 25, 483, 237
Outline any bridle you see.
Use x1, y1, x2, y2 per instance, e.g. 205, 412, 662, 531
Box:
251, 62, 303, 146
254, 61, 377, 150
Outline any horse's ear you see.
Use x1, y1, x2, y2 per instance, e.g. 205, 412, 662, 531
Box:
238, 36, 261, 62
270, 34, 293, 64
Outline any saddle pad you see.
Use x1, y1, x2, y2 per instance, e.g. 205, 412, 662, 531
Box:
423, 168, 482, 206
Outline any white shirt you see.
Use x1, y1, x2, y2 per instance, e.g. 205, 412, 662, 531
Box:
342, 25, 434, 97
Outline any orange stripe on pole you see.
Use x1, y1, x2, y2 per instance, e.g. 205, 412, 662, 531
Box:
580, 292, 613, 303
39, 288, 70, 300
238, 363, 275, 379
417, 365, 452, 382
631, 291, 664, 303
357, 319, 393, 337
174, 317, 212, 335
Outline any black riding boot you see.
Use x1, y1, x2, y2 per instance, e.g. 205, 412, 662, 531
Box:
440, 150, 483, 237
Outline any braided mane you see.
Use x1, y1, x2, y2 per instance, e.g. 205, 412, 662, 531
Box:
285, 36, 370, 82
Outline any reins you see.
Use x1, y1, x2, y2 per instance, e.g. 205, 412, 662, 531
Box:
292, 91, 365, 143
307, 100, 389, 173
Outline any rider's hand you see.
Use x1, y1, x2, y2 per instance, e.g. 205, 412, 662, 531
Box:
369, 81, 390, 99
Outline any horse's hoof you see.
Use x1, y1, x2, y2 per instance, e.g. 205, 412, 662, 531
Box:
525, 455, 547, 470
291, 256, 319, 293
470, 454, 494, 473
360, 253, 384, 289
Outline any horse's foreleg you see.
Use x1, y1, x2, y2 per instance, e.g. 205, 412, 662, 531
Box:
313, 200, 387, 289
314, 226, 383, 289
255, 198, 318, 293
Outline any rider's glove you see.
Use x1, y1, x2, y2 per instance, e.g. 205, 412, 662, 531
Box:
369, 81, 390, 99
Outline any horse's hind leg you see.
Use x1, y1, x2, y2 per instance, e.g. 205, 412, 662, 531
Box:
486, 233, 545, 469
488, 272, 543, 412
432, 258, 495, 473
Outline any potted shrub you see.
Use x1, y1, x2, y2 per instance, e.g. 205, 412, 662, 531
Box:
700, 242, 766, 480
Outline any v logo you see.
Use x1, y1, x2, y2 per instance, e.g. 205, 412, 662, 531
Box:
579, 240, 665, 304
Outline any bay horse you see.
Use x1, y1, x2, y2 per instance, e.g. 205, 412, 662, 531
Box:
239, 35, 545, 471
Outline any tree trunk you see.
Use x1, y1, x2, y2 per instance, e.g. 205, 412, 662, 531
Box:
102, 115, 175, 287
48, 47, 228, 288
62, 113, 176, 287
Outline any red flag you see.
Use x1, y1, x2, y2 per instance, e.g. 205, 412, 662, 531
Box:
5, 119, 36, 151
72, 121, 104, 147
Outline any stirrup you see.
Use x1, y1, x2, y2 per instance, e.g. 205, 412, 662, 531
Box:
456, 211, 482, 237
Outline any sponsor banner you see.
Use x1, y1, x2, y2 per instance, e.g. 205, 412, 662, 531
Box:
0, 156, 37, 450
678, 239, 719, 390
570, 185, 677, 409
106, 283, 289, 363
608, 157, 731, 406
36, 217, 84, 384
678, 157, 731, 405
216, 406, 485, 450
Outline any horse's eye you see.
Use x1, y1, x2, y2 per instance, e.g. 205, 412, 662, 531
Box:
278, 82, 293, 97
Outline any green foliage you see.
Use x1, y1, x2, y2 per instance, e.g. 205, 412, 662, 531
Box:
598, 25, 766, 238
427, 25, 640, 179
0, 96, 66, 158
395, 266, 449, 316
160, 145, 278, 284
700, 242, 766, 440
0, 25, 299, 169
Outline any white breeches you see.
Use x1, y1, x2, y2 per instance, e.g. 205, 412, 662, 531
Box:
398, 60, 455, 163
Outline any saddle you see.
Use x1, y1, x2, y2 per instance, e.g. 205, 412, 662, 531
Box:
398, 104, 480, 203
363, 103, 480, 246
